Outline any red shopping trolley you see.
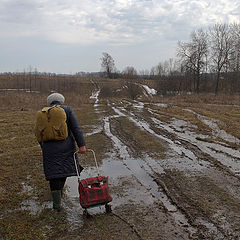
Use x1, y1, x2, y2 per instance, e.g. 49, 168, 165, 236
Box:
73, 149, 112, 216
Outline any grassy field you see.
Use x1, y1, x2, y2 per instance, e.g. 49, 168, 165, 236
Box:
1, 90, 240, 239
0, 107, 112, 239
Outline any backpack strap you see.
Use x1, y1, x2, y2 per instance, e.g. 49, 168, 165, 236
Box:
41, 106, 54, 112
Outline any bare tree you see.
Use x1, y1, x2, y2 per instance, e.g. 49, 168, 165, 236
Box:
28, 65, 33, 92
153, 58, 178, 78
229, 23, 240, 73
149, 67, 155, 79
100, 52, 116, 78
177, 29, 208, 93
209, 23, 234, 95
139, 69, 150, 79
155, 63, 165, 77
122, 66, 138, 79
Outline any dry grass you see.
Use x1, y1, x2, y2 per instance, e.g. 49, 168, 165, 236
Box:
162, 169, 240, 223
0, 92, 93, 110
0, 109, 51, 239
1, 89, 240, 239
0, 104, 112, 239
149, 104, 213, 136
151, 93, 240, 107
114, 116, 166, 158
191, 106, 240, 140
148, 94, 240, 140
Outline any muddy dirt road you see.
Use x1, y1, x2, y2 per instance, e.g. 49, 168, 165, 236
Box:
65, 97, 240, 240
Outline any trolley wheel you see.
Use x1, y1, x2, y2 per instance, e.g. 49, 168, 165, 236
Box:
105, 204, 112, 213
83, 209, 91, 218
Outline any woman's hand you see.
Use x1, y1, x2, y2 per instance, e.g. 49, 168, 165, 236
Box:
78, 146, 87, 154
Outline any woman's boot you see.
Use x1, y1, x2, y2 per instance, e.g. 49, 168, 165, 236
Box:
51, 190, 61, 212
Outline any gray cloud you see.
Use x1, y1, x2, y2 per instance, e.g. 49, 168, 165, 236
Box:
1, 0, 239, 43
0, 0, 41, 24
0, 0, 239, 72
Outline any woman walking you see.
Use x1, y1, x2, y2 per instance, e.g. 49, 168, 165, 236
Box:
35, 93, 86, 211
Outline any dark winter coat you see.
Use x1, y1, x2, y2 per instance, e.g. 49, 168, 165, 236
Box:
40, 101, 85, 180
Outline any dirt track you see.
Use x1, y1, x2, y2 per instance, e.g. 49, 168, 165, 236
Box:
64, 98, 240, 240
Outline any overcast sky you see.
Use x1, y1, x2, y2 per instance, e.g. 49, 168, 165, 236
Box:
0, 0, 239, 73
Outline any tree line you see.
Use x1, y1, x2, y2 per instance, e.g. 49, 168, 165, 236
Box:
0, 71, 93, 95
100, 23, 240, 95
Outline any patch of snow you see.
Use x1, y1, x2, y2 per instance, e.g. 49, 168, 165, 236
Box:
0, 88, 40, 93
112, 107, 126, 117
85, 126, 102, 136
132, 101, 145, 109
90, 90, 100, 105
0, 88, 30, 91
141, 85, 157, 95
154, 103, 168, 108
25, 90, 40, 93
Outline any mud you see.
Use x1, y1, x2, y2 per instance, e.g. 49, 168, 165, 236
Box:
64, 98, 240, 239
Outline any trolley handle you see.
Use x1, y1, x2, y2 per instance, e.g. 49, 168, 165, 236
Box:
73, 149, 100, 178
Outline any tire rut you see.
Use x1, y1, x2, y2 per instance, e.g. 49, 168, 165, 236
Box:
110, 103, 240, 239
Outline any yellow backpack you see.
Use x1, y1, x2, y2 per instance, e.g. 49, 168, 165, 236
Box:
35, 105, 68, 142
